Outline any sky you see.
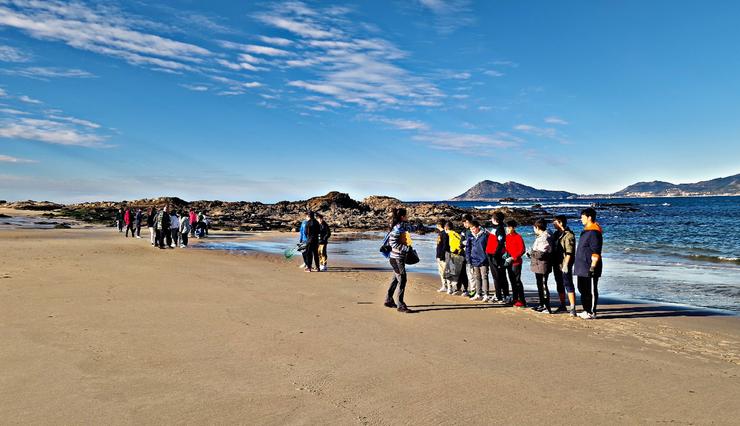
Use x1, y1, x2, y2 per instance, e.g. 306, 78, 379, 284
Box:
0, 0, 738, 203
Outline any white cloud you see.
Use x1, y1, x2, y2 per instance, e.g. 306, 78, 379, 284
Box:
243, 82, 263, 88
0, 107, 29, 115
259, 35, 293, 46
514, 123, 568, 143
450, 72, 471, 79
18, 95, 41, 104
2, 66, 95, 79
416, 0, 474, 33
0, 44, 32, 62
544, 116, 569, 125
483, 70, 504, 77
47, 114, 100, 129
0, 88, 6, 97
180, 84, 209, 92
0, 154, 37, 163
413, 131, 520, 151
243, 44, 291, 56
0, 117, 106, 147
366, 115, 429, 131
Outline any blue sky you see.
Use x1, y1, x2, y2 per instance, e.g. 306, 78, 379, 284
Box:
0, 0, 738, 203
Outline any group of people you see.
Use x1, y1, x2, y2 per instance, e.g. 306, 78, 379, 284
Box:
387, 207, 603, 319
115, 206, 210, 249
297, 211, 332, 272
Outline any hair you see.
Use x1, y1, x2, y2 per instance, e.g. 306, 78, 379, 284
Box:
315, 213, 323, 219
445, 220, 454, 229
581, 207, 597, 222
308, 211, 315, 220
462, 213, 473, 223
493, 211, 505, 223
390, 207, 408, 230
534, 218, 548, 231
506, 220, 518, 228
554, 215, 568, 226
437, 218, 447, 227
470, 220, 481, 228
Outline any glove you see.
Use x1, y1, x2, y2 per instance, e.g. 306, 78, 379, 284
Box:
504, 257, 513, 267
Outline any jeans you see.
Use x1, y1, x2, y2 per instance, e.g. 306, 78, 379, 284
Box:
507, 263, 525, 303
180, 232, 188, 247
125, 223, 134, 237
471, 264, 489, 297
170, 229, 179, 247
387, 258, 407, 307
155, 228, 166, 248
553, 265, 575, 294
135, 221, 141, 237
578, 276, 600, 314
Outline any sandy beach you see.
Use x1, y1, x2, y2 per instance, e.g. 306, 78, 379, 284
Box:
1, 220, 739, 424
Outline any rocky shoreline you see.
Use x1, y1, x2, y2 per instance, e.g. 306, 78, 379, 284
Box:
0, 192, 544, 232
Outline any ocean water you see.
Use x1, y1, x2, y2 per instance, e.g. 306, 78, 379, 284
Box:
199, 196, 740, 313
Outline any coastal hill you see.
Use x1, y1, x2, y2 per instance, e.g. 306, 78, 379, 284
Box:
451, 180, 576, 201
613, 173, 740, 197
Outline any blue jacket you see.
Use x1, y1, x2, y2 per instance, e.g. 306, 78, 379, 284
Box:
299, 220, 308, 243
463, 228, 473, 263
575, 222, 603, 277
469, 229, 489, 267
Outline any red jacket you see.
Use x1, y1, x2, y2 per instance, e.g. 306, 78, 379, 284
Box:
505, 232, 526, 266
189, 211, 197, 224
124, 210, 131, 225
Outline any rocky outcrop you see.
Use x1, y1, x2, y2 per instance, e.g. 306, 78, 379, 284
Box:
7, 192, 544, 232
4, 200, 65, 211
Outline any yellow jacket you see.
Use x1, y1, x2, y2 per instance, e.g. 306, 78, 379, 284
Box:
447, 230, 462, 254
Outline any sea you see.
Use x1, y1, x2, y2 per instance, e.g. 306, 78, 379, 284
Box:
198, 196, 740, 314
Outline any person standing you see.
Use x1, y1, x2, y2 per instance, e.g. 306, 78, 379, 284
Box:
189, 209, 197, 237
435, 219, 451, 293
124, 207, 135, 237
503, 220, 527, 307
304, 211, 321, 272
444, 221, 466, 295
575, 208, 603, 320
316, 213, 331, 272
461, 214, 476, 297
468, 221, 490, 302
134, 208, 143, 238
552, 215, 577, 316
169, 210, 179, 248
179, 212, 190, 248
154, 206, 169, 249
383, 208, 416, 313
115, 208, 123, 232
485, 211, 510, 304
298, 215, 309, 268
529, 219, 553, 314
147, 207, 156, 246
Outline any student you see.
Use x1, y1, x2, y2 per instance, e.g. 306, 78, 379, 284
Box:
124, 207, 135, 237
146, 207, 156, 246
503, 220, 526, 307
170, 210, 179, 248
179, 212, 190, 248
202, 213, 209, 236
435, 219, 451, 293
189, 209, 197, 237
384, 208, 416, 313
575, 208, 603, 320
468, 221, 490, 302
115, 208, 123, 232
486, 211, 510, 304
552, 215, 577, 316
304, 211, 321, 272
134, 208, 143, 238
316, 213, 331, 272
529, 219, 553, 314
154, 206, 169, 249
298, 216, 308, 268
444, 221, 466, 295
461, 214, 476, 297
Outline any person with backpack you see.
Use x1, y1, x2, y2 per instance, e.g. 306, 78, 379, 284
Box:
383, 207, 417, 313
435, 219, 451, 293
444, 220, 466, 295
529, 218, 553, 314
468, 221, 490, 302
486, 211, 510, 304
552, 215, 577, 316
575, 208, 604, 320
503, 220, 527, 307
303, 211, 321, 272
316, 213, 332, 271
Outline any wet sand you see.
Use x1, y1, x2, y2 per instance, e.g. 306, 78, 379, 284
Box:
1, 223, 739, 424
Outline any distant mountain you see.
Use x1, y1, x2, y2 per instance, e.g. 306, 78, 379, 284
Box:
451, 180, 577, 201
614, 173, 740, 197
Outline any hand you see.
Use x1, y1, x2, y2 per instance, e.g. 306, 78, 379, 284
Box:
589, 265, 596, 277
561, 262, 568, 272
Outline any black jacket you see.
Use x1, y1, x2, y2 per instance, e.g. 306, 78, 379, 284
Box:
318, 222, 331, 244
305, 219, 321, 243
436, 230, 449, 261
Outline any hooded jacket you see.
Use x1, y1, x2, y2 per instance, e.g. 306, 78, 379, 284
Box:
389, 222, 414, 260
504, 232, 526, 266
529, 230, 552, 274
552, 227, 576, 267
575, 222, 603, 277
447, 229, 462, 255
318, 221, 331, 245
469, 229, 489, 267
485, 222, 506, 258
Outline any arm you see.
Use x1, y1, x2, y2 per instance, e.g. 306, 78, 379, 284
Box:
389, 226, 409, 254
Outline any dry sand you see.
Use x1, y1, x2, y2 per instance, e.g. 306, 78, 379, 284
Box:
1, 221, 739, 425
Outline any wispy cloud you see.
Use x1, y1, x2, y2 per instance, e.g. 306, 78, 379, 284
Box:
514, 124, 569, 143
365, 115, 429, 131
0, 154, 37, 163
180, 84, 209, 92
417, 0, 474, 34
259, 35, 293, 46
2, 66, 95, 80
544, 116, 569, 125
413, 131, 521, 151
243, 44, 291, 56
0, 117, 106, 147
483, 70, 504, 77
0, 44, 32, 62
18, 95, 41, 104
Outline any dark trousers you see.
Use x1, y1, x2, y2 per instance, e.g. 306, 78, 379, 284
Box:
135, 222, 141, 237
171, 229, 179, 246
387, 258, 407, 307
125, 223, 134, 237
456, 260, 469, 292
305, 241, 320, 270
553, 265, 575, 297
578, 276, 600, 314
117, 220, 123, 232
165, 228, 172, 247
190, 222, 196, 236
535, 273, 551, 309
155, 229, 165, 248
507, 263, 525, 302
488, 254, 509, 299
180, 232, 188, 247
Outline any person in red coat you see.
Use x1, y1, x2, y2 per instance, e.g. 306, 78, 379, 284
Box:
124, 207, 135, 238
503, 220, 527, 307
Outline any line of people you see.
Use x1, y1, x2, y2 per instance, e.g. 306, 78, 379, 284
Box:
115, 206, 210, 249
389, 207, 603, 318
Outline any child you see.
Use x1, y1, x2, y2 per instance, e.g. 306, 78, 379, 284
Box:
552, 215, 577, 316
435, 219, 451, 293
444, 221, 466, 295
529, 219, 552, 314
468, 221, 490, 302
503, 220, 526, 307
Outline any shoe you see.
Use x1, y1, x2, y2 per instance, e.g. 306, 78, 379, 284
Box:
384, 300, 397, 308
531, 305, 545, 312
539, 308, 552, 315
304, 268, 312, 272
513, 300, 525, 308
397, 305, 414, 313
298, 263, 306, 269
578, 311, 596, 320
470, 294, 483, 301
553, 306, 567, 314
447, 288, 454, 295
504, 296, 513, 304
437, 285, 447, 292
569, 309, 577, 317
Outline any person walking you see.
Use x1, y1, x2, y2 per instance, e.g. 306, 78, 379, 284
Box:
575, 208, 603, 320
486, 211, 510, 304
435, 219, 451, 293
383, 208, 417, 313
303, 211, 321, 272
179, 212, 190, 248
124, 207, 135, 237
552, 215, 577, 316
169, 210, 179, 248
115, 208, 123, 233
529, 219, 553, 314
503, 220, 527, 307
189, 209, 197, 237
468, 221, 490, 302
316, 213, 331, 271
134, 208, 143, 238
147, 207, 156, 246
